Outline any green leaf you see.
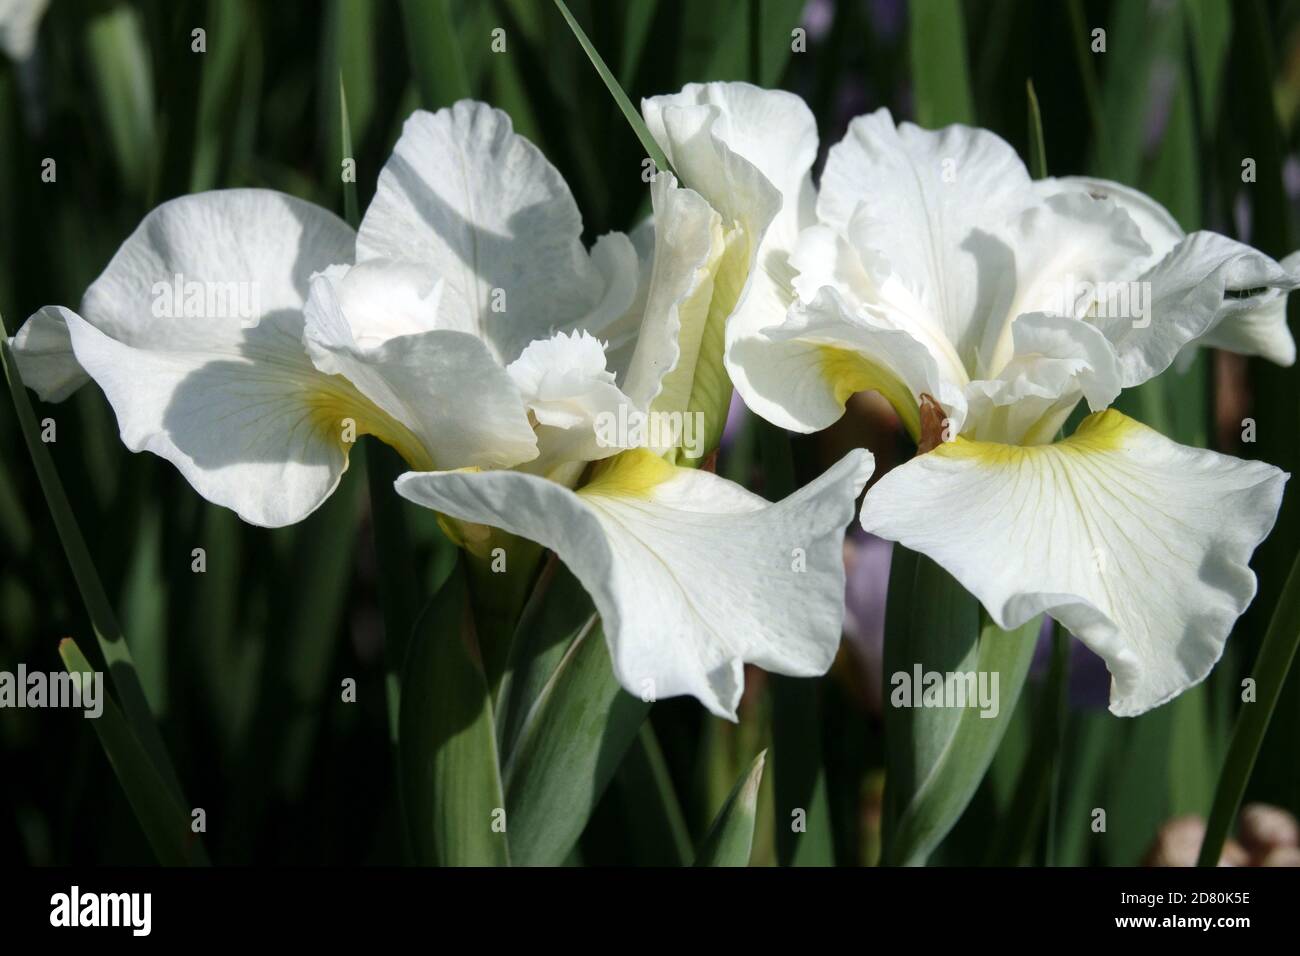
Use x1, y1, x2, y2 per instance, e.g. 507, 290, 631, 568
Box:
1199, 549, 1300, 866
58, 639, 207, 866
399, 560, 510, 866
400, 0, 472, 109
85, 6, 158, 200
1, 333, 187, 804
693, 749, 767, 866
881, 548, 1039, 865
552, 0, 673, 175
907, 0, 974, 126
499, 564, 649, 865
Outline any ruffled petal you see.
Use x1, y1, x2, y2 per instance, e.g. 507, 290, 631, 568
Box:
395, 448, 874, 718
860, 409, 1287, 716
356, 101, 635, 363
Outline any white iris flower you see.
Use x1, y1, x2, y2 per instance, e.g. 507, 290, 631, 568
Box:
10, 100, 872, 719
644, 81, 1293, 717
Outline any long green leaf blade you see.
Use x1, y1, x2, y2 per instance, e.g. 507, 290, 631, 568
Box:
1198, 550, 1300, 866
58, 639, 207, 866
399, 561, 510, 866
552, 0, 672, 175
1, 333, 186, 803
500, 568, 649, 865
881, 548, 1040, 865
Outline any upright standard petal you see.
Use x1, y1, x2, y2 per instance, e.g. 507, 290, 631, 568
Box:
963, 312, 1122, 445
818, 108, 1034, 364
643, 83, 809, 447
643, 81, 817, 255
1034, 176, 1183, 272
860, 409, 1287, 716
24, 190, 359, 526
975, 191, 1150, 376
356, 101, 638, 363
395, 448, 874, 719
617, 174, 726, 421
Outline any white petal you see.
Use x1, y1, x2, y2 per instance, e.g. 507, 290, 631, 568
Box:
395, 448, 874, 718
314, 258, 478, 344
1035, 175, 1184, 270
8, 305, 90, 402
964, 312, 1122, 445
860, 409, 1287, 716
63, 306, 351, 528
818, 108, 1033, 361
32, 190, 358, 526
80, 189, 355, 342
1102, 231, 1300, 386
0, 0, 49, 60
357, 102, 628, 362
642, 81, 809, 251
619, 174, 726, 416
976, 191, 1150, 375
304, 271, 538, 471
742, 286, 968, 438
506, 329, 631, 466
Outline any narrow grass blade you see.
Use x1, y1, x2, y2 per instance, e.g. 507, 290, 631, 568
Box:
1198, 551, 1300, 866
907, 0, 974, 126
552, 0, 672, 175
694, 749, 767, 866
58, 639, 208, 866
339, 75, 360, 229
399, 560, 510, 866
1, 333, 185, 802
1026, 79, 1047, 179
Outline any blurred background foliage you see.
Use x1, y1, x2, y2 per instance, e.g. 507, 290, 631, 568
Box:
2, 0, 1298, 865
